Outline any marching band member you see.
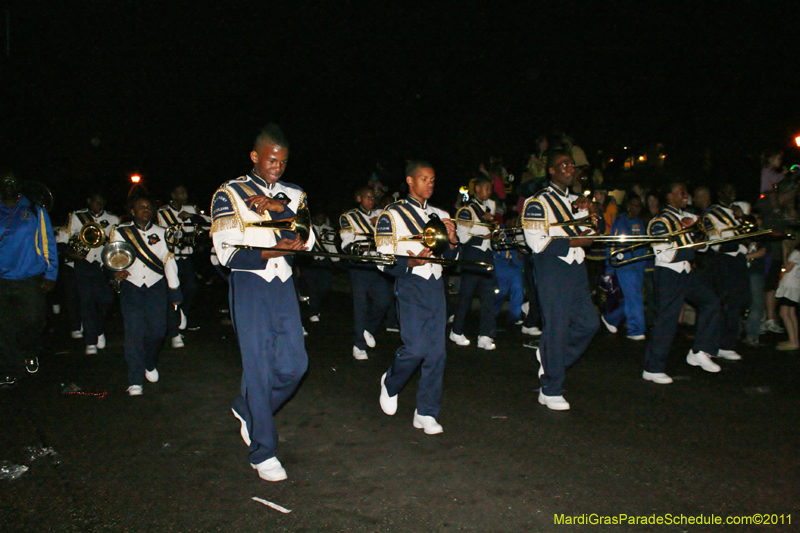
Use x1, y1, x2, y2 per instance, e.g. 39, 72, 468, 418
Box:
339, 187, 393, 360
63, 192, 119, 354
109, 195, 181, 396
54, 221, 83, 340
701, 183, 749, 361
642, 181, 722, 384
156, 184, 210, 347
521, 149, 599, 410
211, 124, 313, 482
376, 161, 459, 435
450, 176, 498, 350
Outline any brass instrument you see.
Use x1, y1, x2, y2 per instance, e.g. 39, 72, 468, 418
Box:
165, 223, 210, 251
244, 203, 311, 243
230, 210, 491, 269
101, 241, 136, 271
67, 222, 108, 257
101, 241, 137, 293
610, 221, 773, 267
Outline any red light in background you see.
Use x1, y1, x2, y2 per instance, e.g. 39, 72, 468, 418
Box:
130, 174, 141, 184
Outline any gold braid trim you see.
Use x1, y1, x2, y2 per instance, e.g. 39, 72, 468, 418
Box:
522, 219, 548, 231
210, 188, 245, 235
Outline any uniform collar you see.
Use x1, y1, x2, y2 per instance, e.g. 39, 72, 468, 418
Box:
90, 210, 105, 218
249, 171, 275, 190
134, 221, 153, 232
549, 183, 570, 198
664, 205, 682, 216
357, 206, 371, 215
406, 195, 427, 209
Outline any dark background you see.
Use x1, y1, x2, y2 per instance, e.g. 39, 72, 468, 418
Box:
2, 1, 799, 221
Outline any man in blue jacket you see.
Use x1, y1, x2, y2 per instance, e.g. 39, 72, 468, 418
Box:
0, 170, 58, 387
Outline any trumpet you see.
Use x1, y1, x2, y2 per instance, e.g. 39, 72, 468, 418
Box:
67, 222, 108, 257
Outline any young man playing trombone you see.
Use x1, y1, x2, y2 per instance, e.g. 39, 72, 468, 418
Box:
642, 181, 722, 384
340, 187, 393, 360
211, 124, 313, 482
376, 160, 459, 435
521, 149, 599, 411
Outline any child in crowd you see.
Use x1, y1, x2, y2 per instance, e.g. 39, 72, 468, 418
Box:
775, 237, 800, 350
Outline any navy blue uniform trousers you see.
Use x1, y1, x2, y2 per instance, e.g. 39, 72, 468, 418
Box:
74, 260, 113, 346
167, 257, 198, 337
452, 247, 497, 338
643, 267, 721, 373
120, 278, 168, 386
384, 274, 447, 418
229, 271, 308, 465
708, 252, 751, 350
533, 256, 599, 397
349, 266, 392, 350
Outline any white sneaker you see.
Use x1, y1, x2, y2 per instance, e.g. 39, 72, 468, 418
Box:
179, 309, 188, 330
413, 409, 443, 435
97, 333, 106, 349
379, 373, 397, 415
642, 370, 673, 384
71, 329, 83, 339
686, 350, 721, 373
85, 345, 98, 355
521, 301, 530, 316
627, 334, 646, 341
601, 315, 618, 334
52, 304, 61, 315
231, 408, 251, 445
717, 349, 742, 361
251, 457, 287, 482
145, 368, 159, 383
353, 346, 368, 360
521, 325, 542, 336
363, 330, 376, 348
765, 319, 785, 334
171, 335, 185, 348
447, 314, 454, 324
449, 331, 470, 346
309, 315, 320, 323
477, 335, 496, 350
538, 391, 570, 411
127, 385, 143, 396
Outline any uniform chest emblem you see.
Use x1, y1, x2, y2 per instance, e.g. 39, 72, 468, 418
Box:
99, 219, 109, 228
148, 234, 160, 245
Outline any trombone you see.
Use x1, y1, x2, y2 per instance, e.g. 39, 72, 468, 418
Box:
610, 221, 774, 267
228, 206, 492, 269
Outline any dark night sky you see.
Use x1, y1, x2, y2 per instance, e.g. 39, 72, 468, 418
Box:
2, 1, 799, 219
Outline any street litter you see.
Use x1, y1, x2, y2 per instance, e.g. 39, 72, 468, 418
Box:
251, 497, 292, 514
0, 461, 28, 481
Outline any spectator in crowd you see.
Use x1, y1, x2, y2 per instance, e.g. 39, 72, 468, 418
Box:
760, 149, 785, 193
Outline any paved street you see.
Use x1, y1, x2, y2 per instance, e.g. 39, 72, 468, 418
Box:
1, 274, 798, 532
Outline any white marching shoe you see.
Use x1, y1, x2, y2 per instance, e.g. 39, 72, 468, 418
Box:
717, 349, 742, 361
171, 335, 185, 348
97, 333, 106, 349
413, 410, 443, 435
449, 331, 470, 346
477, 336, 496, 350
251, 457, 287, 482
127, 385, 143, 396
521, 325, 542, 336
363, 330, 376, 348
601, 315, 618, 333
145, 368, 159, 383
71, 328, 83, 339
85, 345, 98, 355
353, 346, 368, 360
379, 373, 397, 415
686, 350, 721, 373
538, 391, 570, 411
642, 370, 673, 384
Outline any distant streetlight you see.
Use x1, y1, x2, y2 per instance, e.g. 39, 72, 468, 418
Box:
795, 135, 800, 148
130, 174, 141, 184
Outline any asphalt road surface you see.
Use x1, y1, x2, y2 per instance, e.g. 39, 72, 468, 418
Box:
1, 271, 798, 532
